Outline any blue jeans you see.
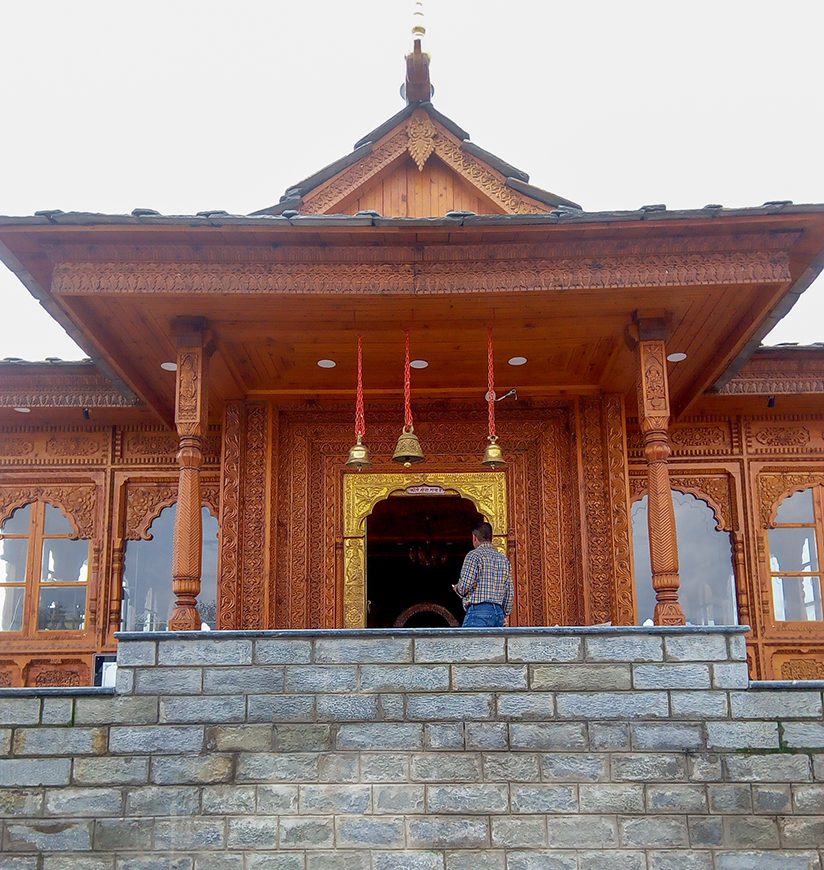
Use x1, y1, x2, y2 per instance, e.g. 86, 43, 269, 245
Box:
463, 602, 505, 627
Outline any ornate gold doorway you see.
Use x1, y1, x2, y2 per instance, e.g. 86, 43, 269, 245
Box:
342, 472, 508, 627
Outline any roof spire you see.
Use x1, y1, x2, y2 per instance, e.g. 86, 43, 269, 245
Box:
403, 0, 433, 104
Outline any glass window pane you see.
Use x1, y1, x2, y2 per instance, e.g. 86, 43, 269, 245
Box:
775, 488, 815, 524
122, 505, 176, 632
1, 504, 32, 535
198, 509, 219, 630
768, 527, 819, 573
0, 586, 25, 631
43, 504, 75, 535
38, 586, 86, 630
41, 539, 89, 583
0, 538, 28, 583
772, 575, 823, 622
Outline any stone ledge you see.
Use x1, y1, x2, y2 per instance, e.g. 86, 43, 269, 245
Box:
0, 687, 115, 699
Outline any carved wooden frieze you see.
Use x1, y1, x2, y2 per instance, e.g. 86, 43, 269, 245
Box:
718, 354, 824, 395
0, 429, 109, 466
757, 470, 824, 527
629, 471, 735, 532
746, 419, 824, 455
124, 477, 218, 540
0, 483, 97, 538
25, 659, 90, 688
115, 426, 221, 465
628, 418, 737, 459
777, 656, 824, 680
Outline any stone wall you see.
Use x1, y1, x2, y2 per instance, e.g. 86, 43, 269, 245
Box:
1, 627, 823, 869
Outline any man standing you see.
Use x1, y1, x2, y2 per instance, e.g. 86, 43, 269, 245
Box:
453, 521, 513, 627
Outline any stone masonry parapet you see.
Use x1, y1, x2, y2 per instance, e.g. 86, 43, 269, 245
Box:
1, 628, 822, 869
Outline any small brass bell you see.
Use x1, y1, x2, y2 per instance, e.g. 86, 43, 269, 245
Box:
482, 435, 506, 469
346, 435, 372, 470
392, 425, 425, 467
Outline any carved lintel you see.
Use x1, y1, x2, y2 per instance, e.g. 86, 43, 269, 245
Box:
636, 339, 685, 626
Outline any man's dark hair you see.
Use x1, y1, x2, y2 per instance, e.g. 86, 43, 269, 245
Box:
472, 521, 493, 542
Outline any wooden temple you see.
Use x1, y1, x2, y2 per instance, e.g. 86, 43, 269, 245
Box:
1, 40, 824, 685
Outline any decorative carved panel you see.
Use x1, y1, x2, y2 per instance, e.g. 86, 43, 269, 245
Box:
25, 659, 90, 688
0, 429, 108, 466
0, 483, 97, 538
123, 476, 220, 540
116, 426, 221, 466
628, 417, 737, 459
746, 419, 824, 455
630, 471, 735, 532
757, 471, 824, 527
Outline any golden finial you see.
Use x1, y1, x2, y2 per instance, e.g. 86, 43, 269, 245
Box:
412, 0, 426, 42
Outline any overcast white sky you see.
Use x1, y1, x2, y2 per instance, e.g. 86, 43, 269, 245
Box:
1, 0, 822, 360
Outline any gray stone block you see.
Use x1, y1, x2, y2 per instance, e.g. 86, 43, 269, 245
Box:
507, 635, 582, 663
482, 752, 541, 782
725, 753, 812, 782
235, 751, 319, 783
708, 783, 753, 813
204, 723, 273, 752
247, 693, 314, 722
157, 638, 252, 666
73, 756, 148, 785
0, 857, 40, 869
275, 724, 331, 752
194, 857, 244, 870
127, 785, 201, 816
670, 690, 729, 718
360, 753, 409, 782
578, 783, 644, 813
226, 816, 279, 849
0, 726, 10, 755
75, 695, 158, 725
306, 853, 370, 870
318, 752, 361, 784
14, 726, 107, 756
300, 784, 371, 814
706, 721, 780, 750
0, 758, 71, 786
0, 699, 40, 726
712, 662, 750, 689
445, 850, 505, 870
245, 854, 304, 870
727, 634, 748, 662
646, 784, 708, 812
406, 816, 489, 848
425, 723, 465, 750
256, 784, 299, 813
452, 665, 527, 691
159, 695, 245, 724
375, 852, 444, 870
115, 666, 135, 694
752, 784, 792, 813
730, 689, 823, 719
664, 633, 728, 661
505, 851, 577, 870
688, 816, 722, 849
612, 753, 686, 781
42, 858, 114, 870
379, 693, 405, 720
687, 753, 724, 783
588, 722, 630, 750
510, 784, 578, 813
415, 637, 505, 663
779, 816, 824, 848
631, 723, 702, 750
202, 666, 283, 694
465, 722, 508, 750
532, 663, 633, 692
116, 857, 192, 870
495, 693, 555, 720
620, 815, 689, 847
407, 693, 493, 721
585, 634, 663, 662
109, 725, 203, 754
40, 697, 73, 725
254, 638, 312, 664
285, 665, 357, 693
632, 663, 710, 689
411, 752, 482, 782
647, 851, 714, 870
360, 665, 449, 692
335, 816, 405, 847
556, 691, 668, 719
510, 723, 587, 751
427, 784, 509, 814
541, 753, 607, 782
373, 784, 426, 813
154, 817, 224, 850
546, 814, 618, 847
150, 754, 233, 784
0, 788, 43, 816
316, 694, 379, 721
94, 817, 153, 850
337, 723, 422, 750
490, 815, 547, 847
278, 816, 334, 848
316, 637, 412, 663
783, 722, 824, 749
5, 820, 92, 851
578, 852, 646, 870
117, 640, 156, 666
44, 786, 123, 816
723, 815, 780, 848
714, 852, 821, 870
792, 783, 824, 812
134, 666, 202, 695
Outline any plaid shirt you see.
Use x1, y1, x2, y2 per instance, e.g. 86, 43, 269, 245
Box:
455, 543, 513, 614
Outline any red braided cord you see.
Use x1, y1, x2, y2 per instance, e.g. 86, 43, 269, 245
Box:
355, 335, 365, 438
487, 326, 497, 438
403, 329, 413, 429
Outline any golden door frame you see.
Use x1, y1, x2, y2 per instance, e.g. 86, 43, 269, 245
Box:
342, 471, 509, 628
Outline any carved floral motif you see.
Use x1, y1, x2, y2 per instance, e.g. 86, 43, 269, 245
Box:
755, 427, 810, 447
0, 437, 35, 456
758, 472, 824, 527
780, 658, 824, 680
0, 485, 96, 538
407, 114, 436, 171
34, 670, 81, 687
670, 426, 727, 448
124, 483, 178, 540
45, 434, 105, 457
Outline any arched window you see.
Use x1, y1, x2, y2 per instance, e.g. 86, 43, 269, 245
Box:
769, 487, 823, 622
632, 490, 738, 626
0, 502, 90, 634
121, 505, 218, 631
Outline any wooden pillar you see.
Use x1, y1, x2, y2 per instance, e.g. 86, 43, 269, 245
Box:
169, 321, 209, 631
635, 326, 685, 626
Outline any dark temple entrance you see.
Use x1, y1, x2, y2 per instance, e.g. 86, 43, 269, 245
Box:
365, 495, 483, 628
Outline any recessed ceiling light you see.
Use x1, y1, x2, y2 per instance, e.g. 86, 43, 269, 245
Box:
508, 356, 528, 366
410, 359, 429, 369
160, 361, 177, 372
317, 359, 336, 369
13, 407, 31, 413
667, 352, 688, 363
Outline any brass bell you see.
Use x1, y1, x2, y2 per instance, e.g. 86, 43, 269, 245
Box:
392, 425, 425, 467
482, 435, 506, 469
346, 435, 372, 470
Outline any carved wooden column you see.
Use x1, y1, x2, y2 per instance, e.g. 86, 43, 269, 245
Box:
169, 321, 209, 630
635, 328, 685, 625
